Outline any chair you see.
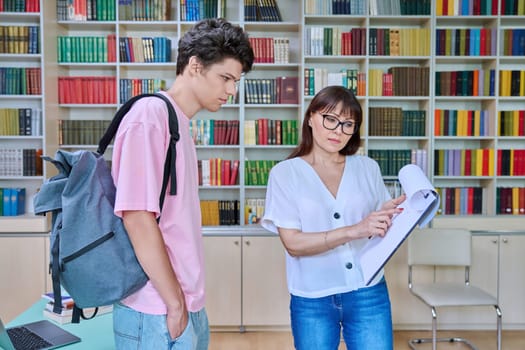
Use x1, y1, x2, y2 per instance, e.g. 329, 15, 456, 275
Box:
407, 228, 502, 350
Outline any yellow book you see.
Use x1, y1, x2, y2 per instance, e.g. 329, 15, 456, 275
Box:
436, 0, 443, 16
475, 149, 483, 176
513, 110, 520, 136
512, 187, 520, 215
474, 110, 481, 136
521, 70, 525, 96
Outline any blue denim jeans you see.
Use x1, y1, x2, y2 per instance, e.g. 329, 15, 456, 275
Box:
113, 303, 209, 350
290, 279, 393, 350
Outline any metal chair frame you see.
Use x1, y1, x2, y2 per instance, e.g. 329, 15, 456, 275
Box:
407, 228, 502, 350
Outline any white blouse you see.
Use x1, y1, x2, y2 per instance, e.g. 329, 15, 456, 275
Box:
261, 155, 392, 298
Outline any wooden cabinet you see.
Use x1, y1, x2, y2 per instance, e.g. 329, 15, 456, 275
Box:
0, 235, 48, 323
203, 235, 289, 330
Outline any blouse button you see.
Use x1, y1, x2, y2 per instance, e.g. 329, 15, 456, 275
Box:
345, 262, 353, 269
333, 212, 341, 219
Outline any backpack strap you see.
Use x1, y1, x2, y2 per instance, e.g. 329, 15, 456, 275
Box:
97, 92, 180, 203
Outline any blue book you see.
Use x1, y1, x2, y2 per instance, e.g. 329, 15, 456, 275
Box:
3, 188, 11, 216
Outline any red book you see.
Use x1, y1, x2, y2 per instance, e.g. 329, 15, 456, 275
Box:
222, 160, 231, 186
464, 149, 472, 176
278, 76, 298, 104
467, 187, 474, 214
518, 187, 525, 215
482, 148, 490, 176
261, 118, 268, 145
229, 160, 240, 185
497, 149, 502, 175
232, 120, 239, 145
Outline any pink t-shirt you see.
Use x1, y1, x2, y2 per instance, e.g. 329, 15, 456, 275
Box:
111, 91, 205, 314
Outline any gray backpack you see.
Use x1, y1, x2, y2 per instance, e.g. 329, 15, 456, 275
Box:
33, 93, 179, 323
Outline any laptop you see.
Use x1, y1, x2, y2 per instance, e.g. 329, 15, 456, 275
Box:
0, 317, 80, 350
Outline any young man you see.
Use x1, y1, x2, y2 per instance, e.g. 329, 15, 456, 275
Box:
111, 19, 254, 350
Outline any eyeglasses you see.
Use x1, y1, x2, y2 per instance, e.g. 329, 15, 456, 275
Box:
320, 113, 357, 135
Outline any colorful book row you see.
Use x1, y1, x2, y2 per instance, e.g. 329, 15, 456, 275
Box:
434, 109, 490, 136
304, 0, 366, 15
57, 35, 117, 63
497, 187, 525, 215
304, 27, 366, 56
436, 0, 498, 15
0, 108, 42, 136
304, 68, 364, 96
368, 108, 426, 137
244, 160, 279, 186
435, 28, 497, 56
369, 66, 429, 96
0, 25, 40, 54
180, 0, 222, 21
499, 70, 525, 96
58, 119, 111, 146
119, 0, 172, 21
199, 158, 240, 187
58, 76, 117, 104
119, 36, 172, 63
190, 119, 240, 146
368, 149, 428, 176
0, 148, 42, 176
249, 37, 290, 64
0, 188, 25, 216
369, 28, 430, 56
369, 0, 431, 15
0, 0, 39, 12
244, 119, 298, 146
244, 0, 282, 22
119, 79, 166, 103
434, 148, 494, 176
499, 110, 525, 136
56, 0, 116, 21
0, 67, 41, 95
497, 149, 525, 176
244, 77, 299, 104
500, 29, 525, 56
436, 187, 483, 215
435, 69, 495, 96
200, 199, 240, 226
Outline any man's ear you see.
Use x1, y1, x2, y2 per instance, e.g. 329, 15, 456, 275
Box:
188, 56, 202, 75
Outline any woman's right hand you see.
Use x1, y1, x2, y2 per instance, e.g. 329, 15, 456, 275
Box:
355, 207, 403, 239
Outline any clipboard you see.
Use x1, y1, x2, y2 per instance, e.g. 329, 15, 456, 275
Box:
358, 164, 440, 286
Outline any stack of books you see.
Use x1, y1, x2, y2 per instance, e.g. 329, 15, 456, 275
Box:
42, 292, 113, 325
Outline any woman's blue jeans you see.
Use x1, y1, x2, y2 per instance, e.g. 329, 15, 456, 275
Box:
290, 279, 393, 350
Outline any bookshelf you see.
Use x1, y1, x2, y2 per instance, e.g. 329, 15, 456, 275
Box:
0, 0, 48, 232
303, 0, 524, 223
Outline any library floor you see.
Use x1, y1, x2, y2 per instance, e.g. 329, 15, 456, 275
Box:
209, 330, 525, 349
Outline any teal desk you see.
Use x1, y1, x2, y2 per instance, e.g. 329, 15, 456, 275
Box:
8, 299, 115, 349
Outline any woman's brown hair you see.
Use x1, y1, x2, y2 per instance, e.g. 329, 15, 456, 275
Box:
288, 85, 362, 159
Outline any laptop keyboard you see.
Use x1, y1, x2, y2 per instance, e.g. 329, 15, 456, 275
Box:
7, 326, 53, 350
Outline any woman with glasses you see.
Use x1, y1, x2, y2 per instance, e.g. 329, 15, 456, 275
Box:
262, 85, 405, 350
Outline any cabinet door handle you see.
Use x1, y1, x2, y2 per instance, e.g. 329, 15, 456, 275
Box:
502, 238, 508, 244
491, 239, 498, 244
245, 240, 250, 246
234, 240, 239, 246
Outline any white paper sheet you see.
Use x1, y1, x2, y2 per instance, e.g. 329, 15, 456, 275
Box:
359, 164, 440, 285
